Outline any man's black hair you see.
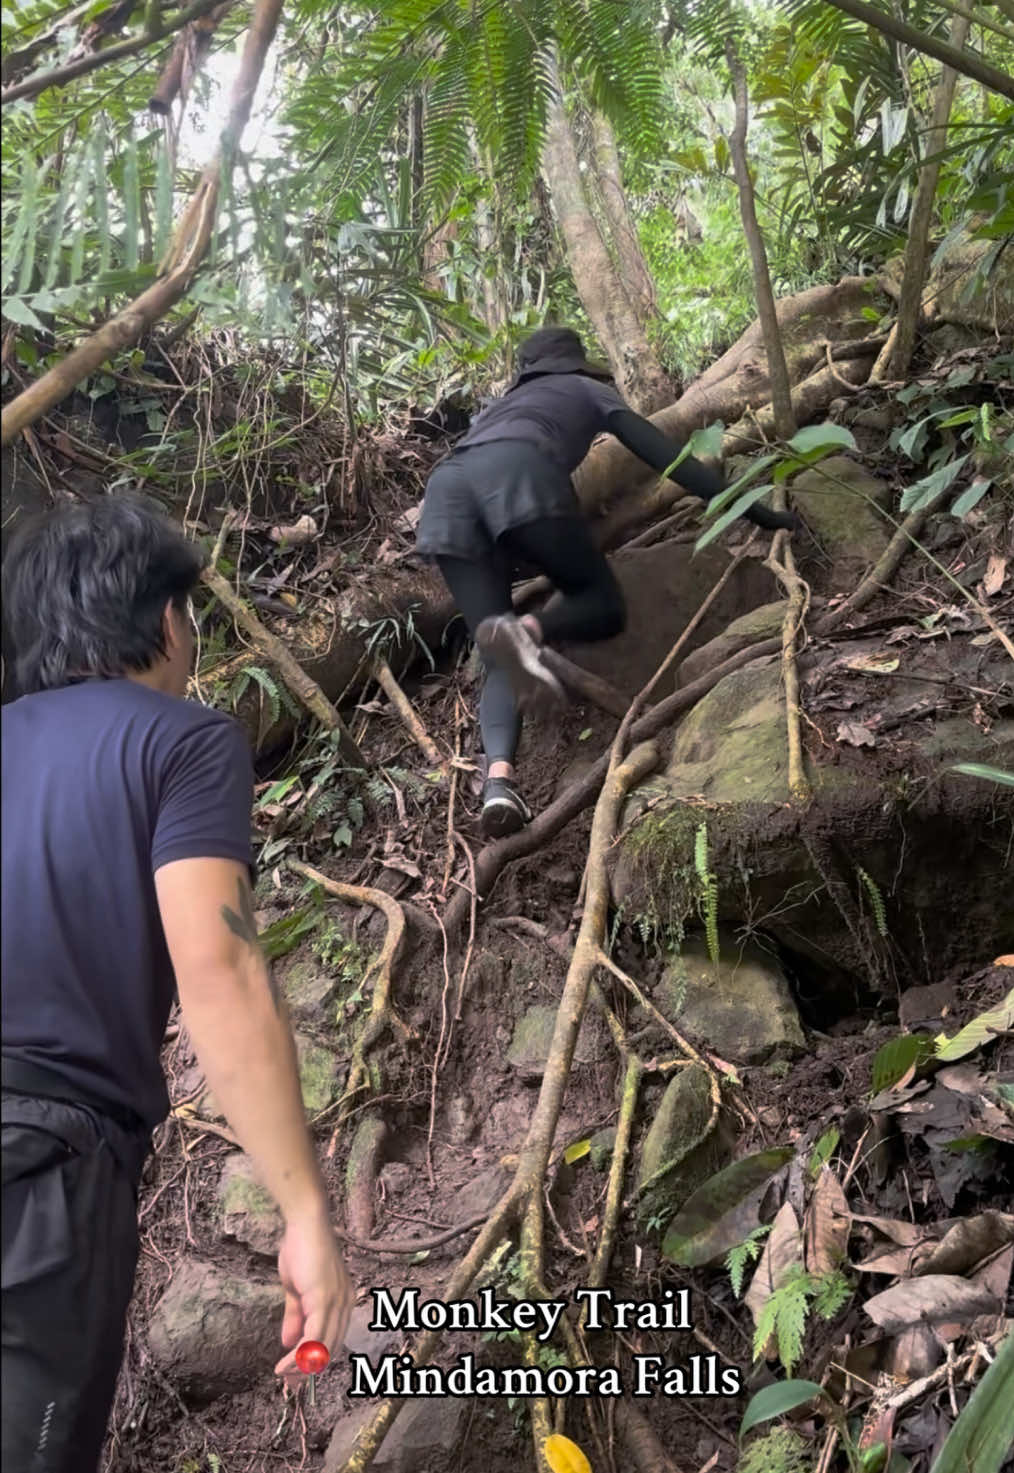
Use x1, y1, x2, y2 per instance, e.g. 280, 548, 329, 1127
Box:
2, 493, 205, 694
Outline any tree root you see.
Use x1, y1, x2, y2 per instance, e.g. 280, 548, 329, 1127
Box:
371, 656, 446, 772
203, 568, 365, 766
345, 1111, 388, 1242
765, 526, 812, 805
541, 649, 630, 718
587, 1051, 643, 1291
287, 863, 413, 1125
614, 1399, 685, 1473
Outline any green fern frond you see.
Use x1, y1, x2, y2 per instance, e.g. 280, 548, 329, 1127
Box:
726, 1224, 772, 1298
856, 866, 888, 937
753, 1265, 810, 1374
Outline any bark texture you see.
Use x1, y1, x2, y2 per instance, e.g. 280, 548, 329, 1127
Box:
541, 59, 670, 412
590, 111, 658, 323
889, 11, 973, 377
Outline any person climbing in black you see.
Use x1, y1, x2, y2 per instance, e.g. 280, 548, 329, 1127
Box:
417, 326, 796, 839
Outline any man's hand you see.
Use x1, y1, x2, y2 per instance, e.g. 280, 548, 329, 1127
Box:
274, 1208, 354, 1388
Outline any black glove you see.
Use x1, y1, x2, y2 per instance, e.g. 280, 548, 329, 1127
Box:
744, 502, 799, 532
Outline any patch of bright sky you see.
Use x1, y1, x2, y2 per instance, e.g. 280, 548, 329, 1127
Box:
176, 41, 284, 174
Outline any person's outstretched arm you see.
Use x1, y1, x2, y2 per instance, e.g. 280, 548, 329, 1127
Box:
157, 856, 353, 1380
605, 406, 797, 531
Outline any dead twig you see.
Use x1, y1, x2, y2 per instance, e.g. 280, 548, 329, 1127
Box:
372, 656, 445, 771
765, 517, 812, 804
203, 568, 365, 765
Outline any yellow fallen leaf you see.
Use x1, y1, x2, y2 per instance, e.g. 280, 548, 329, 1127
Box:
544, 1433, 593, 1473
564, 1138, 591, 1165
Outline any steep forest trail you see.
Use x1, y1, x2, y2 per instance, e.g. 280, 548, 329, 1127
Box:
40, 318, 1007, 1473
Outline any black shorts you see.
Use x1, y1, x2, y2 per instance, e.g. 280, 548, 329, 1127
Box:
416, 440, 580, 561
2, 1093, 146, 1473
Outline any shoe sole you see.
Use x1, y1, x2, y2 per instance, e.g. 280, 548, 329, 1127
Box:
480, 798, 528, 839
477, 619, 566, 718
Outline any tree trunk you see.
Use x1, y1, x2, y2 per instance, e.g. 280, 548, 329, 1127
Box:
725, 41, 797, 441
590, 110, 657, 323
889, 11, 973, 378
541, 57, 670, 413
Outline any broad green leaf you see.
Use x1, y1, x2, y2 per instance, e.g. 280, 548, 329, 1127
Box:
951, 480, 992, 517
870, 1034, 934, 1094
934, 989, 1014, 1063
809, 1127, 840, 1176
92, 118, 110, 275
899, 455, 969, 513
696, 485, 777, 551
43, 156, 75, 289
1, 295, 46, 331
703, 454, 779, 516
740, 1379, 825, 1437
951, 764, 1014, 788
928, 1328, 1014, 1473
2, 154, 39, 295
786, 423, 858, 455
69, 145, 93, 286
663, 1148, 793, 1266
564, 1138, 591, 1165
257, 905, 321, 962
154, 139, 173, 259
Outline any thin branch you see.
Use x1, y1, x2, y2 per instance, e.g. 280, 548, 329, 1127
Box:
819, 0, 1014, 99
1, 0, 225, 105
372, 656, 445, 771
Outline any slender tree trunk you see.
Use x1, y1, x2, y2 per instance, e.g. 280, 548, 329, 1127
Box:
589, 110, 657, 322
725, 42, 797, 440
889, 12, 973, 377
541, 57, 670, 412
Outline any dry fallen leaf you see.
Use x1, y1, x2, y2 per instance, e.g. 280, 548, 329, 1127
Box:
864, 1274, 1001, 1332
982, 553, 1008, 598
837, 719, 878, 748
745, 1202, 802, 1359
804, 1166, 851, 1276
916, 1210, 1014, 1278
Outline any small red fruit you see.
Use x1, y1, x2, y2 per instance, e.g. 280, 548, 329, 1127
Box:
295, 1340, 330, 1375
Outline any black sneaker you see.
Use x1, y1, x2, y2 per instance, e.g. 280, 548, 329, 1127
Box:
475, 614, 566, 717
481, 777, 532, 839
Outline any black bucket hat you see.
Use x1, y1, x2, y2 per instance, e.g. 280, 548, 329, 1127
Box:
512, 327, 614, 385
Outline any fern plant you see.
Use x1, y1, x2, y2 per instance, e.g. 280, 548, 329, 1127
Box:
753, 1266, 851, 1374
694, 820, 720, 963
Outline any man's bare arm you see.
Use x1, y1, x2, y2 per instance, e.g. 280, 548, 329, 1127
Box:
155, 857, 327, 1223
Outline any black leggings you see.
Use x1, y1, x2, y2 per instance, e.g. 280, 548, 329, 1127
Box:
437, 516, 625, 765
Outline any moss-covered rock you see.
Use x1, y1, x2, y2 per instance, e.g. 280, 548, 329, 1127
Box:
678, 601, 788, 689
657, 936, 805, 1064
147, 1258, 283, 1402
218, 1153, 283, 1257
791, 455, 891, 583
636, 1064, 730, 1228
282, 959, 338, 1024
294, 1031, 339, 1113
507, 1004, 604, 1080
615, 647, 1014, 998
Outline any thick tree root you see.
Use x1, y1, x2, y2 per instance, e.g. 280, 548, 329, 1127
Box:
371, 656, 446, 772
288, 863, 412, 1119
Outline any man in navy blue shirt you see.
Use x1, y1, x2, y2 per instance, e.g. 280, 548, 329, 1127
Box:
1, 496, 352, 1472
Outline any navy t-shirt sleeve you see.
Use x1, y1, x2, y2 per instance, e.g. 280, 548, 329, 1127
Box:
151, 717, 254, 874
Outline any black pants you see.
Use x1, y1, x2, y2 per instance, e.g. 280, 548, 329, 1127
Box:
437, 515, 625, 764
2, 1093, 145, 1473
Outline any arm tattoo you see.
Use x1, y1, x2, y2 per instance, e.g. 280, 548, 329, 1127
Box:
222, 878, 282, 1011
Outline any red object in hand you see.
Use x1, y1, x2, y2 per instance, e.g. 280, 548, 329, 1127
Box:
295, 1340, 330, 1375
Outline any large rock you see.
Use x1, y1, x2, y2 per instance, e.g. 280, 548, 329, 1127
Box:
615, 644, 1014, 998
325, 1395, 465, 1472
565, 540, 775, 699
657, 935, 805, 1064
791, 455, 891, 586
295, 1031, 339, 1113
636, 1064, 731, 1228
507, 1004, 605, 1080
283, 959, 338, 1024
678, 601, 787, 689
218, 1154, 283, 1257
147, 1258, 283, 1402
